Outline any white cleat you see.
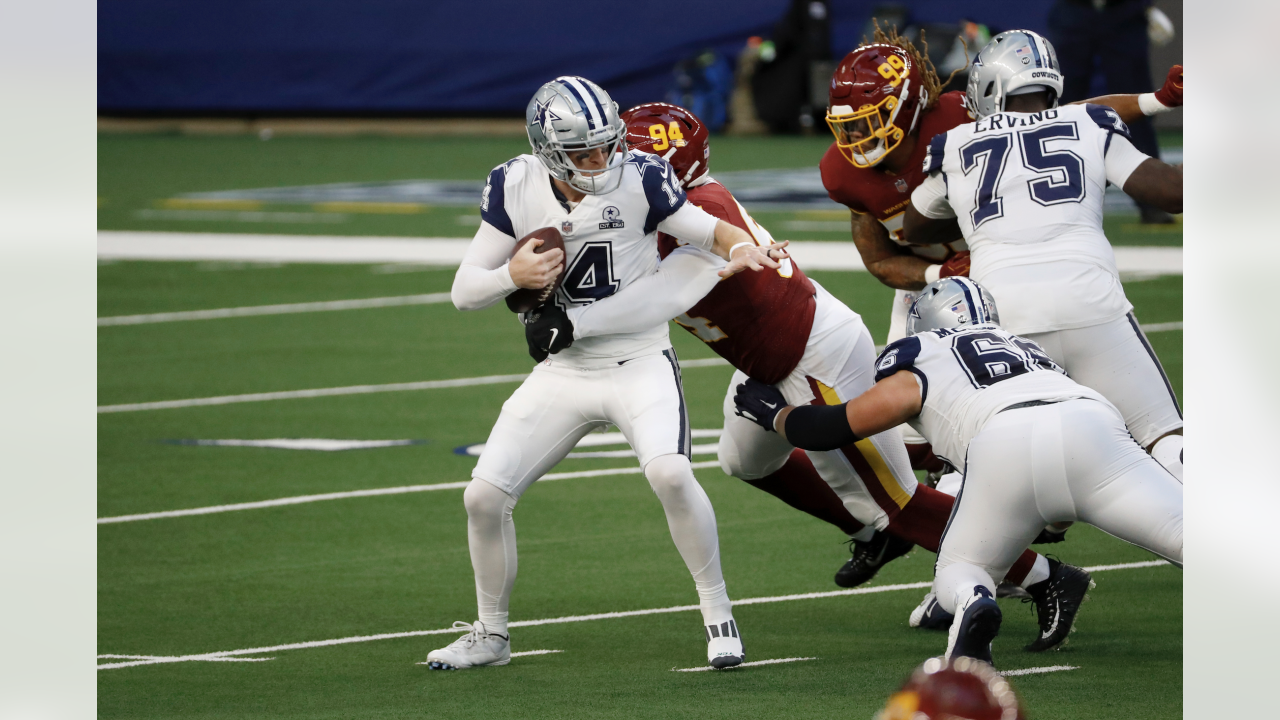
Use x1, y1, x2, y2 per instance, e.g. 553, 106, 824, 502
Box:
909, 592, 955, 630
706, 618, 745, 669
424, 621, 511, 670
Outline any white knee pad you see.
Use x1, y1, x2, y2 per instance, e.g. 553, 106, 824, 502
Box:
934, 562, 997, 615
646, 453, 697, 500
716, 425, 788, 481
1150, 434, 1183, 483
464, 478, 516, 523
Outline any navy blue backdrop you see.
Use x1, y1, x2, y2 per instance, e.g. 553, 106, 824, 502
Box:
98, 1, 1049, 114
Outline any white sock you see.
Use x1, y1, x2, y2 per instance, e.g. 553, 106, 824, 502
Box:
464, 479, 518, 637
935, 472, 963, 497
1150, 434, 1184, 483
1020, 554, 1051, 588
849, 526, 876, 543
644, 454, 734, 626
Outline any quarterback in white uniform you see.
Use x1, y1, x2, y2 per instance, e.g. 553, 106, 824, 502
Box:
733, 277, 1183, 667
430, 77, 782, 671
903, 30, 1184, 483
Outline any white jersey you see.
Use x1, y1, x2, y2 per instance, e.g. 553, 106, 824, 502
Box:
911, 104, 1151, 334
873, 324, 1112, 468
481, 150, 697, 366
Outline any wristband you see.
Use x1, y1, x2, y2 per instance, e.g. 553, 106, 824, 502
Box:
923, 264, 942, 284
1138, 93, 1172, 116
728, 241, 755, 259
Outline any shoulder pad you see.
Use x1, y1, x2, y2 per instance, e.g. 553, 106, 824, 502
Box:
1083, 104, 1134, 143
874, 336, 923, 383
479, 159, 520, 237
922, 132, 948, 175
630, 152, 687, 233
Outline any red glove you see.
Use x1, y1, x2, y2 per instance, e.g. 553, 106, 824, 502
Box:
1154, 65, 1183, 108
939, 251, 971, 278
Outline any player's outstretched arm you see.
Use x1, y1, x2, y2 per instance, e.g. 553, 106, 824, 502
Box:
657, 202, 787, 276
1122, 158, 1183, 215
849, 211, 939, 291
568, 246, 723, 340
1072, 65, 1183, 125
733, 371, 922, 451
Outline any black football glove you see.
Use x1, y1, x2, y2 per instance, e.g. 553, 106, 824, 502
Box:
733, 378, 787, 432
524, 303, 575, 362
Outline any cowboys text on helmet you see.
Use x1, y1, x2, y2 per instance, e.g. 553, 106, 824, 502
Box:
966, 30, 1064, 119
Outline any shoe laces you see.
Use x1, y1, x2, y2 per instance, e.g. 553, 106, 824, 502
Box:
447, 620, 486, 649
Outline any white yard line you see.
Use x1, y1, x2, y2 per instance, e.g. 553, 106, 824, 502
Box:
999, 665, 1080, 677
674, 657, 817, 672
96, 461, 722, 524
96, 320, 1178, 415
98, 293, 452, 326
97, 232, 1184, 275
96, 561, 1168, 670
96, 359, 733, 414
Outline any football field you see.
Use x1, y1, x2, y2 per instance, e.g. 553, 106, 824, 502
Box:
98, 133, 1183, 719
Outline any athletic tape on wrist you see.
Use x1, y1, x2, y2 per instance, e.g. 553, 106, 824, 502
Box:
728, 242, 754, 259
1138, 93, 1171, 116
924, 264, 942, 284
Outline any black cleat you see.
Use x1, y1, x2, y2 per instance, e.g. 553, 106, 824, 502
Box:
834, 532, 914, 588
946, 586, 1001, 665
1023, 559, 1093, 652
1033, 526, 1069, 544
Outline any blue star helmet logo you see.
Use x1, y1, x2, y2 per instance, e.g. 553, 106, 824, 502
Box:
532, 98, 562, 133
603, 206, 620, 221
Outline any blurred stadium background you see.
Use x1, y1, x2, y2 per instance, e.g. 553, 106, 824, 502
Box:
97, 2, 1183, 718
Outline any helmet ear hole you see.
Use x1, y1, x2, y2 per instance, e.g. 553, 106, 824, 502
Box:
983, 82, 996, 99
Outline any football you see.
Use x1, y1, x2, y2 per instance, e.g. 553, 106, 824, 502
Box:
505, 226, 566, 313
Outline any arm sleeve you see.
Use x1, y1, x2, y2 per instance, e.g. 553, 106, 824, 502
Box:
568, 245, 724, 339
450, 221, 519, 311
910, 172, 955, 220
1102, 133, 1152, 189
655, 202, 720, 252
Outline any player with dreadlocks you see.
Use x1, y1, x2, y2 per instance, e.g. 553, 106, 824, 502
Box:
811, 24, 1185, 591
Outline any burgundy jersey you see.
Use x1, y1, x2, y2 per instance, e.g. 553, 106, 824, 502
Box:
657, 180, 816, 384
820, 91, 975, 262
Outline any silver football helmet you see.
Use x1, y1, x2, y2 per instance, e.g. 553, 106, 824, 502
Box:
526, 76, 628, 195
965, 30, 1063, 119
906, 277, 1001, 336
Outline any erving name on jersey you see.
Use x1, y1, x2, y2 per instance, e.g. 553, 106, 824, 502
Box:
973, 108, 1060, 134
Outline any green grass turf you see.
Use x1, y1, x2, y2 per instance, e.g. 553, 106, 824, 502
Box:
98, 259, 1181, 719
97, 133, 1181, 246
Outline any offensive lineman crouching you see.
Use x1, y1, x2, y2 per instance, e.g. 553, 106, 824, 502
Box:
733, 278, 1183, 667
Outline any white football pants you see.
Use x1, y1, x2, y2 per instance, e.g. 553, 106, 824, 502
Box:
933, 398, 1183, 615
717, 285, 917, 530
1021, 312, 1182, 449
466, 350, 731, 632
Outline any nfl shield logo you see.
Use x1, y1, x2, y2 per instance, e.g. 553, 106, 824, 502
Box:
561, 220, 574, 235
895, 178, 909, 193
